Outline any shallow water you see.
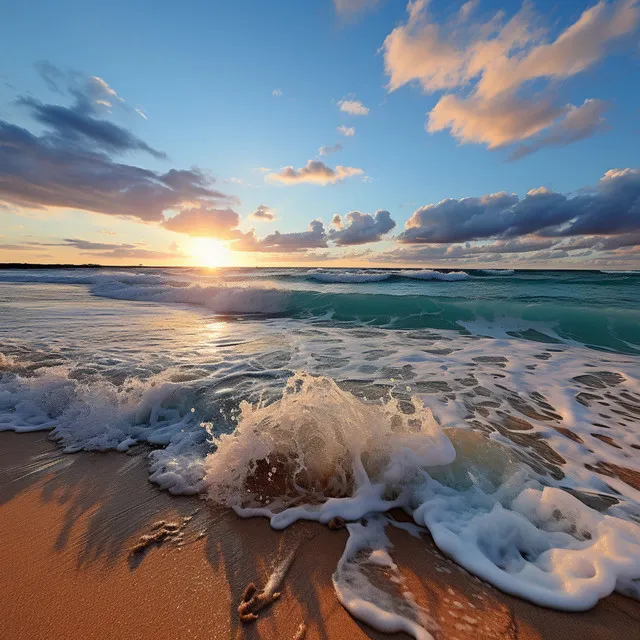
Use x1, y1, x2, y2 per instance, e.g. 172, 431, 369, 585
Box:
1, 268, 639, 637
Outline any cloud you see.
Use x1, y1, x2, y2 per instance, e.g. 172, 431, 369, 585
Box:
13, 237, 183, 261
0, 243, 43, 251
338, 99, 370, 116
329, 210, 396, 245
162, 208, 241, 238
508, 99, 610, 160
427, 93, 568, 149
319, 143, 343, 156
337, 125, 355, 137
249, 204, 275, 221
399, 167, 640, 244
266, 160, 363, 185
18, 96, 166, 159
333, 0, 380, 16
272, 89, 283, 96
35, 64, 129, 116
0, 71, 236, 222
82, 246, 181, 260
383, 0, 640, 156
232, 220, 328, 252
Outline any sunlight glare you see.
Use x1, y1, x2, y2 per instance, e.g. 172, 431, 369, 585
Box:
189, 238, 233, 267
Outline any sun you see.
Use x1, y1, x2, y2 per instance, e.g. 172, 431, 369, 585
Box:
189, 238, 234, 268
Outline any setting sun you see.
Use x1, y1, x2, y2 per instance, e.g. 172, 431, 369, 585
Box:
189, 238, 233, 268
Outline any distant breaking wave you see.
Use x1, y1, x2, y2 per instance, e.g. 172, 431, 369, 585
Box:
308, 269, 471, 283
308, 271, 392, 283
600, 270, 640, 275
1, 269, 638, 353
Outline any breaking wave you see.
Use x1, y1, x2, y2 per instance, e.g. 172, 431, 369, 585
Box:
203, 373, 640, 633
1, 270, 638, 352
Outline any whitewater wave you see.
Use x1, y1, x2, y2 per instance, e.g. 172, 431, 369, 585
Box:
202, 373, 640, 634
3, 326, 640, 637
396, 270, 470, 281
2, 269, 639, 353
600, 270, 640, 275
307, 269, 471, 283
309, 271, 392, 283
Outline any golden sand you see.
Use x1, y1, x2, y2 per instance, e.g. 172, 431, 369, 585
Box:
1, 432, 638, 640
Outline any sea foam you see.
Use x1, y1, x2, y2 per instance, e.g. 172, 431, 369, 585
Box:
202, 373, 640, 635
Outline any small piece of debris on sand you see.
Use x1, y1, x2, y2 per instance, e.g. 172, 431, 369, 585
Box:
237, 583, 281, 623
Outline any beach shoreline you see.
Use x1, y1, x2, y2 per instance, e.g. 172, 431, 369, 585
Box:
2, 431, 639, 640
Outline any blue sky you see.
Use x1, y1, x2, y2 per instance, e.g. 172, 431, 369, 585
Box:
1, 0, 639, 268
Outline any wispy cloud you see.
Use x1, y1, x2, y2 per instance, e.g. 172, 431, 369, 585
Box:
337, 125, 355, 137
383, 0, 639, 156
318, 143, 343, 156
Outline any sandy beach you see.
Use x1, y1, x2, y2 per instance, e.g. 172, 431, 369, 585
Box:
2, 431, 638, 640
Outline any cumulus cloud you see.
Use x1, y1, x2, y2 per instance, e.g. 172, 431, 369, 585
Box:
337, 125, 355, 137
249, 204, 275, 221
399, 167, 640, 244
267, 160, 363, 185
319, 143, 343, 156
272, 89, 283, 96
162, 208, 241, 238
383, 0, 639, 155
233, 220, 328, 252
338, 99, 370, 116
329, 210, 396, 245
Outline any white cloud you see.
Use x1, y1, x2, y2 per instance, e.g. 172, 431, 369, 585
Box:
319, 143, 343, 156
338, 98, 370, 116
337, 125, 355, 136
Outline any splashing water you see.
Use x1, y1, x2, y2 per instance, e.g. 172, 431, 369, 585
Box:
203, 373, 640, 637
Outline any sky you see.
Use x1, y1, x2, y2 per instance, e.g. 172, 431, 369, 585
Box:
1, 0, 639, 269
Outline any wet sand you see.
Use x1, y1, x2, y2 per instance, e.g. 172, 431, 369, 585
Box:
1, 432, 639, 640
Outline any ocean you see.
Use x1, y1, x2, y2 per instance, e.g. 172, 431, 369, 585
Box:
1, 266, 639, 633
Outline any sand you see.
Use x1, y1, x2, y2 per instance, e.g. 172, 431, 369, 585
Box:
1, 432, 639, 640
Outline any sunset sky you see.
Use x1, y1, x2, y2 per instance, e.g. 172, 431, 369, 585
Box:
1, 0, 639, 268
